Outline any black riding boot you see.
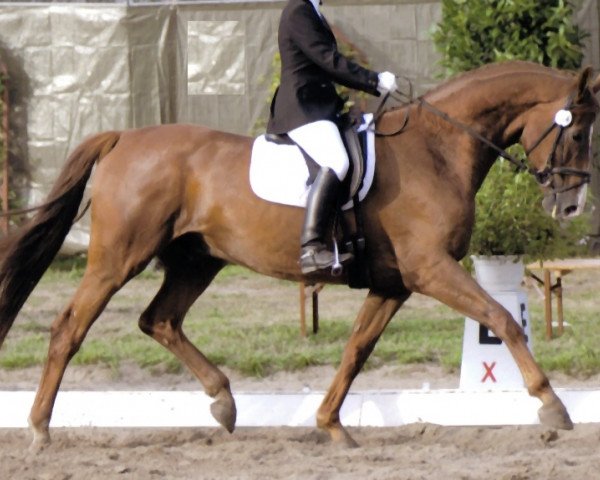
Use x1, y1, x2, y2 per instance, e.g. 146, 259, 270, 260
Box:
299, 168, 353, 274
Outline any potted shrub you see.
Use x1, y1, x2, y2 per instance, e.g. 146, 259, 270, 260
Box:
468, 157, 589, 290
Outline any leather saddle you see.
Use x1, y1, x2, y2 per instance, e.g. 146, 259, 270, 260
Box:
265, 115, 371, 289
265, 116, 368, 203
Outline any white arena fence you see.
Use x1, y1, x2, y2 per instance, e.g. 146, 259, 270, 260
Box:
1, 388, 600, 428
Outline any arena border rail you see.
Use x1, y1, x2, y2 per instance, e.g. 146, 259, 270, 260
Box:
1, 388, 600, 428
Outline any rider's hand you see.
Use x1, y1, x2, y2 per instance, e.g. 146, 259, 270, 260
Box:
377, 71, 398, 94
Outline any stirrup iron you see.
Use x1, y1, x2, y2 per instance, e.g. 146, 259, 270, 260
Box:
331, 240, 343, 277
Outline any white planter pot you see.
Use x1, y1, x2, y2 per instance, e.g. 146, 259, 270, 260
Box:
471, 255, 524, 292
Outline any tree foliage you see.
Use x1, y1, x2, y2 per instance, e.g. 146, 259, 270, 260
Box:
432, 0, 586, 77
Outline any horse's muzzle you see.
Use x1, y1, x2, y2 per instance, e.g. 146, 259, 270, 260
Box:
543, 183, 588, 220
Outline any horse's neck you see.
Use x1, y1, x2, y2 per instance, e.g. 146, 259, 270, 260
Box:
429, 69, 569, 146
420, 68, 571, 193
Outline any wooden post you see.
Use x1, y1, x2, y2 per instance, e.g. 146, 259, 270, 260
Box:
556, 275, 564, 336
299, 283, 325, 336
299, 282, 307, 337
312, 289, 319, 334
543, 269, 553, 340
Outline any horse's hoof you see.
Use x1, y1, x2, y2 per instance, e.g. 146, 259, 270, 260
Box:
328, 425, 360, 448
538, 401, 574, 430
29, 438, 49, 454
28, 418, 51, 453
210, 388, 237, 433
28, 430, 51, 454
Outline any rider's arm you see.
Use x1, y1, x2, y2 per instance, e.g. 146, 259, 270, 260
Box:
285, 3, 380, 95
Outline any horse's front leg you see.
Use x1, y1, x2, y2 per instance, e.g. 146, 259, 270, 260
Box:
317, 290, 410, 447
406, 254, 573, 430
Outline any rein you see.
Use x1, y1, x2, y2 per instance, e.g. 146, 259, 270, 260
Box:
371, 86, 591, 195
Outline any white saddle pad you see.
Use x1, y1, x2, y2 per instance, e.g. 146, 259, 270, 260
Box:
249, 114, 376, 210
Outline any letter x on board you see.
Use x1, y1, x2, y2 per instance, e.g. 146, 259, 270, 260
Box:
481, 361, 497, 383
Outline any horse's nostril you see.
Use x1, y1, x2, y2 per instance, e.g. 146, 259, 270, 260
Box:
563, 205, 578, 217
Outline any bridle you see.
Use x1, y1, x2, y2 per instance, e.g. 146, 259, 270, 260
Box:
373, 86, 595, 196
515, 94, 592, 194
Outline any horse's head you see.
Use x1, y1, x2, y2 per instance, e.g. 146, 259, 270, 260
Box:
520, 67, 600, 220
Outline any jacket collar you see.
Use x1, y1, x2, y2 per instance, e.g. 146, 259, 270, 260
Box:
308, 0, 322, 17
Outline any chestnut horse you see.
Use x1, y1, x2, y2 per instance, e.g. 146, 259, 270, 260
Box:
0, 62, 599, 449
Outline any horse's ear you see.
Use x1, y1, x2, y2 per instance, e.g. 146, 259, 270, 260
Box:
576, 66, 594, 98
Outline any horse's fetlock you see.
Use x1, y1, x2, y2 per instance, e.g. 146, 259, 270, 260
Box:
206, 377, 231, 399
528, 376, 551, 397
316, 408, 338, 429
28, 413, 49, 431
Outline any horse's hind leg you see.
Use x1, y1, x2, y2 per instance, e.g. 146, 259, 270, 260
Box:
317, 290, 410, 447
137, 251, 235, 432
28, 199, 167, 449
28, 265, 124, 450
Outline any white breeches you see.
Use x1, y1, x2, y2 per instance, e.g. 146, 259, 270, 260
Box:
288, 120, 349, 181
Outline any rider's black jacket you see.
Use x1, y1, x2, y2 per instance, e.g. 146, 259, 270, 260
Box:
266, 0, 380, 134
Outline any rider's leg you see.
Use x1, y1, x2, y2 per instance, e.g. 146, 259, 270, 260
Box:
298, 167, 352, 273
288, 120, 351, 274
288, 120, 350, 180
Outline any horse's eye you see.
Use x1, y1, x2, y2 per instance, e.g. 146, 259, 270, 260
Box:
572, 132, 584, 142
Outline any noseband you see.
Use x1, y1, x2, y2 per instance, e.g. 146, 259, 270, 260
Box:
376, 88, 593, 196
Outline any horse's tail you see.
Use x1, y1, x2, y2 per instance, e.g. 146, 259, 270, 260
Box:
0, 131, 121, 348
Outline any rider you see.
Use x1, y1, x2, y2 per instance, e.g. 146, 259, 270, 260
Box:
267, 0, 398, 274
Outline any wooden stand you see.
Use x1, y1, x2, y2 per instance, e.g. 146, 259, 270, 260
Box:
526, 259, 600, 339
299, 283, 324, 336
